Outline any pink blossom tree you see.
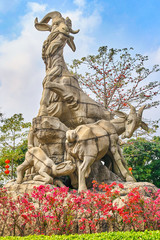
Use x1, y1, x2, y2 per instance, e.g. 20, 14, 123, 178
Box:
70, 46, 160, 112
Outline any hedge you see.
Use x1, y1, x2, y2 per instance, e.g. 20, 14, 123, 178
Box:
0, 231, 160, 240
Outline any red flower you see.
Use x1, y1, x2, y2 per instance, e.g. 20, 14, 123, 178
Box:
5, 159, 10, 164
4, 169, 10, 174
118, 183, 124, 189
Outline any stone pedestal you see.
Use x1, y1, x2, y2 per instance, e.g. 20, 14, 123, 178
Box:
86, 161, 123, 188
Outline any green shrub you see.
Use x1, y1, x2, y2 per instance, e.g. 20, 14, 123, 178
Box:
0, 230, 160, 240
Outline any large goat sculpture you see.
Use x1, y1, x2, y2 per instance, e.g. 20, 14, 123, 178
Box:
66, 104, 148, 192
14, 11, 151, 191
35, 11, 111, 128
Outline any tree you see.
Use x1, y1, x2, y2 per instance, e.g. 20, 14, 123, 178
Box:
0, 114, 30, 182
70, 46, 160, 112
134, 118, 160, 139
123, 137, 160, 187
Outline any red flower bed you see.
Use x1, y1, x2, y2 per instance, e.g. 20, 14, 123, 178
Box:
0, 182, 159, 236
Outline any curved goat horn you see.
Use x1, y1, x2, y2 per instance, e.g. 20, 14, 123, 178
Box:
65, 17, 80, 34
127, 102, 136, 114
137, 105, 146, 119
35, 11, 62, 31
69, 29, 80, 34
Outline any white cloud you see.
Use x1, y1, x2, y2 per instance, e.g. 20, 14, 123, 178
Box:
149, 47, 160, 64
142, 47, 160, 135
27, 2, 47, 13
63, 9, 101, 33
0, 2, 102, 122
63, 9, 102, 61
73, 0, 86, 8
144, 47, 160, 83
0, 3, 47, 121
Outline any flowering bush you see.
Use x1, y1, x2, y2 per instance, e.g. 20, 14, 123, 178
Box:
0, 182, 159, 236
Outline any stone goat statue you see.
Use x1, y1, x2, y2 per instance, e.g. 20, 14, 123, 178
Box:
16, 147, 76, 185
65, 104, 148, 192
35, 11, 111, 128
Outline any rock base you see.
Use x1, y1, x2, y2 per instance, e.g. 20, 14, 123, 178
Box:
3, 180, 55, 198
4, 179, 157, 200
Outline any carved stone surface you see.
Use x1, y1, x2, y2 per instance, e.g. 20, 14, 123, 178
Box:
16, 147, 75, 185
29, 116, 68, 163
65, 108, 148, 192
4, 11, 150, 194
86, 161, 123, 189
35, 11, 111, 127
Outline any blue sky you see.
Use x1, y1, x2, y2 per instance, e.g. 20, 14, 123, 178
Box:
0, 0, 160, 129
1, 0, 160, 50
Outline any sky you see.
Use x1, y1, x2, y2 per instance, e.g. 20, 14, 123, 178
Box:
0, 0, 160, 132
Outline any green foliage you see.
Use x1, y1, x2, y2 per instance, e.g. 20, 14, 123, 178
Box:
123, 137, 160, 187
0, 113, 30, 147
0, 231, 160, 239
0, 114, 30, 182
0, 140, 28, 184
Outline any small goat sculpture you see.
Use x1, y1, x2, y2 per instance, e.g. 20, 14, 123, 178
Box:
66, 104, 148, 192
17, 147, 76, 184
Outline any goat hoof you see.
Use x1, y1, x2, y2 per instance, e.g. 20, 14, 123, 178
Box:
126, 175, 135, 182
